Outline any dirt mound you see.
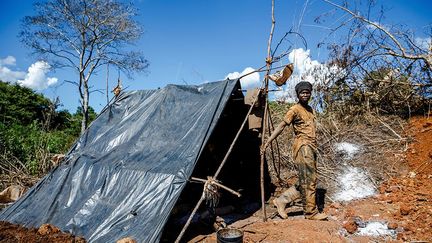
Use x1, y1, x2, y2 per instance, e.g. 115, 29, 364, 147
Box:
406, 116, 432, 175
0, 221, 85, 243
381, 115, 432, 241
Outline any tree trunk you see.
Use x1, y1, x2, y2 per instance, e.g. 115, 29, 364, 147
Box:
80, 77, 90, 134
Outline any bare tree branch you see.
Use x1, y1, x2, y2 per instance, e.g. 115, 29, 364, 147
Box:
21, 0, 149, 133
322, 0, 432, 71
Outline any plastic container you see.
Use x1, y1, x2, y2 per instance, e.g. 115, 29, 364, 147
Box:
216, 228, 243, 243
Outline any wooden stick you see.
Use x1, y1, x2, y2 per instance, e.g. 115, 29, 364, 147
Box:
413, 160, 430, 173
214, 89, 261, 179
259, 0, 276, 223
174, 194, 205, 243
377, 117, 403, 139
325, 195, 336, 204
260, 107, 268, 222
190, 177, 241, 197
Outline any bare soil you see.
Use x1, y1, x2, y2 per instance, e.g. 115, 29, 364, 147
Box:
0, 222, 85, 243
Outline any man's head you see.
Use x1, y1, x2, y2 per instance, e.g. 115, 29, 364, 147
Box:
295, 81, 312, 104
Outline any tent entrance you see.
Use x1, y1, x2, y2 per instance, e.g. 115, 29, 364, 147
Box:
162, 87, 272, 242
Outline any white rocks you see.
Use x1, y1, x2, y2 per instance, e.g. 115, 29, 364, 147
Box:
334, 166, 376, 201
357, 221, 396, 237
335, 142, 360, 159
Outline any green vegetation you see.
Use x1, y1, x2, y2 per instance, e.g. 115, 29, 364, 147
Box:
0, 81, 97, 176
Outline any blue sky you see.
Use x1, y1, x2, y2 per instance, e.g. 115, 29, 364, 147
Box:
0, 0, 431, 112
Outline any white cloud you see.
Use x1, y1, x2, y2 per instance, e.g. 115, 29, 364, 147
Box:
225, 67, 261, 89
0, 56, 58, 90
273, 48, 345, 103
17, 61, 58, 90
0, 66, 26, 82
0, 56, 26, 82
288, 48, 320, 75
415, 37, 431, 51
0, 56, 17, 66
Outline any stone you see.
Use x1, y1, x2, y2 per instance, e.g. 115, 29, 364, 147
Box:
330, 202, 341, 209
116, 237, 137, 243
343, 218, 358, 234
387, 222, 398, 229
400, 204, 411, 215
37, 224, 60, 235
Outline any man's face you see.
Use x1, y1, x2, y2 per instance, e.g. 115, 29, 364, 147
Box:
298, 90, 311, 103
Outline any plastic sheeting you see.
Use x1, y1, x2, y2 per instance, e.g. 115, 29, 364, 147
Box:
0, 79, 239, 242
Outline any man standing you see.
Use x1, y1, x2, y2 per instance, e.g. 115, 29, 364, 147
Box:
262, 81, 327, 220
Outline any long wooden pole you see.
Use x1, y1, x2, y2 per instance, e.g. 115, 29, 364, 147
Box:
260, 0, 276, 222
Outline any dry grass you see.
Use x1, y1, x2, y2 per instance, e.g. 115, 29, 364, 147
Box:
264, 105, 409, 197
0, 154, 39, 191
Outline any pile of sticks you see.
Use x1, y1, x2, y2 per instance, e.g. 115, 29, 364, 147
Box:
0, 154, 39, 191
264, 110, 409, 197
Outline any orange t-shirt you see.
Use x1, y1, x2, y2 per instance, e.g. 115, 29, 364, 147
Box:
283, 103, 317, 157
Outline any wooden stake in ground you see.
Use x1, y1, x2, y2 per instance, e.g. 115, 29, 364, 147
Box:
260, 0, 276, 222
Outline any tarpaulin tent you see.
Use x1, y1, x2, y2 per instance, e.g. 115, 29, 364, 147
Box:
0, 79, 243, 242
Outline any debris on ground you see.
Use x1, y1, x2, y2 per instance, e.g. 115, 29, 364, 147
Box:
116, 237, 137, 243
356, 221, 396, 237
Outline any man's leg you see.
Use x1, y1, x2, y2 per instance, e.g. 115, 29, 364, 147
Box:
296, 145, 327, 220
273, 185, 301, 219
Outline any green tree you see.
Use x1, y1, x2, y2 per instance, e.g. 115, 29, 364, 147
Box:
0, 81, 50, 125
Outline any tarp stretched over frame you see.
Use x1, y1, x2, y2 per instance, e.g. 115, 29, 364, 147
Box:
0, 79, 239, 242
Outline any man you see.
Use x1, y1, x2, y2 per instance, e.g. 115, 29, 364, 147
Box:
262, 81, 327, 220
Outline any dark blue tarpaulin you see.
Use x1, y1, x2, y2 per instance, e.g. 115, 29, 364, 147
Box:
0, 79, 239, 242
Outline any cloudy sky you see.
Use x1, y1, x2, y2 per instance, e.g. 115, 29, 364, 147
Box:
0, 0, 431, 112
0, 56, 58, 90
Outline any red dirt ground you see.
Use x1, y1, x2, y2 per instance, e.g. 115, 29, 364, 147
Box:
0, 116, 430, 242
191, 116, 432, 242
0, 222, 85, 243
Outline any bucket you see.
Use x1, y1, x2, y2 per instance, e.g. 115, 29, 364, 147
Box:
216, 228, 243, 243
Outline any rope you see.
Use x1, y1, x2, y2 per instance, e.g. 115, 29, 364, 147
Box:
203, 177, 220, 208
191, 177, 241, 198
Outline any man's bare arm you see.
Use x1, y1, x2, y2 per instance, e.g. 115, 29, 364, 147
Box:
262, 121, 287, 152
